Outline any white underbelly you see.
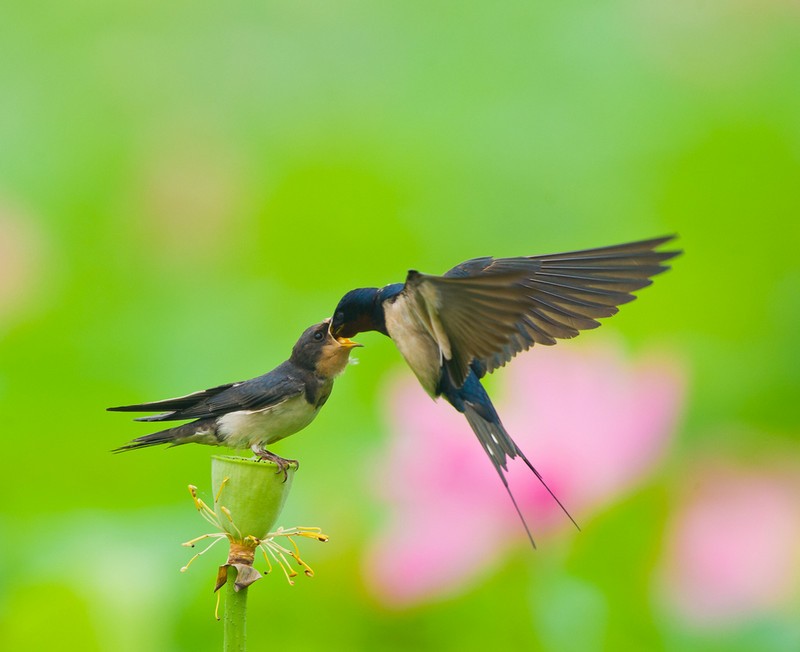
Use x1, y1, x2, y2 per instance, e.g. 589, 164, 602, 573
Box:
216, 395, 318, 450
384, 296, 441, 396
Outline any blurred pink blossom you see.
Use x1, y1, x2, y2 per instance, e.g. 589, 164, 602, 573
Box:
0, 200, 46, 325
363, 342, 686, 606
658, 458, 800, 628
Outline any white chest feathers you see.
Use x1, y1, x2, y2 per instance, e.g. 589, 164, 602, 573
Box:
216, 394, 318, 449
384, 294, 442, 397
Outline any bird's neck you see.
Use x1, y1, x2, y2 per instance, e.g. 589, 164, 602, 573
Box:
371, 283, 403, 335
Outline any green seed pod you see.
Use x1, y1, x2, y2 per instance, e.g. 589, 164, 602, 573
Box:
211, 455, 297, 541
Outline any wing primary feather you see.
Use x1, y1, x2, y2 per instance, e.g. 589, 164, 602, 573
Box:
520, 316, 558, 345
536, 263, 669, 276
524, 277, 635, 305
526, 309, 582, 338
537, 251, 678, 265
107, 382, 239, 413
523, 278, 635, 305
531, 235, 678, 260
534, 270, 655, 290
134, 412, 177, 422
537, 290, 619, 319
107, 366, 304, 423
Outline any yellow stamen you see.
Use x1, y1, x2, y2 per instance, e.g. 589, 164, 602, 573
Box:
214, 477, 229, 504
220, 506, 243, 540
182, 533, 223, 548
276, 548, 298, 579
181, 535, 226, 573
265, 545, 294, 586
258, 544, 273, 574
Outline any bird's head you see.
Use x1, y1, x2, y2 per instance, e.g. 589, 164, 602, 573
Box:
292, 319, 363, 378
331, 287, 383, 338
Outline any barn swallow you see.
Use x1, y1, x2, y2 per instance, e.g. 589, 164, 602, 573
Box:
331, 236, 680, 545
109, 319, 362, 476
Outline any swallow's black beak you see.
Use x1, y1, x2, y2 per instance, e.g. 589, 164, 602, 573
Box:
327, 318, 362, 347
330, 319, 353, 339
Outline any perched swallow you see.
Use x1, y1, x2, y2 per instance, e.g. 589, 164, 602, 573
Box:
109, 319, 362, 475
331, 236, 680, 545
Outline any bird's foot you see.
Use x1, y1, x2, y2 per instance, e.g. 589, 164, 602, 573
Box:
250, 446, 298, 482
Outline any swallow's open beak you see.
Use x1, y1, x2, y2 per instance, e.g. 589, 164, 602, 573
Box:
336, 337, 364, 348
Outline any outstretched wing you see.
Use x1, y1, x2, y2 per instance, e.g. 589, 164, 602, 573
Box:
404, 235, 680, 387
107, 363, 306, 422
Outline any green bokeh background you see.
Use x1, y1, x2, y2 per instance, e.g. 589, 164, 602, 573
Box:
0, 2, 798, 650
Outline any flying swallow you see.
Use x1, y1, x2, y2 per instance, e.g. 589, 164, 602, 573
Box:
330, 236, 680, 545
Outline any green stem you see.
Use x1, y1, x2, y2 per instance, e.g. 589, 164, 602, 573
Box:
224, 566, 248, 652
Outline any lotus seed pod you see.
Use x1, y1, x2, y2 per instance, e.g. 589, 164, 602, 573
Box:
211, 455, 296, 541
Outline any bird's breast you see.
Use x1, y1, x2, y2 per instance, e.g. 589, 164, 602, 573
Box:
384, 294, 442, 397
215, 395, 319, 449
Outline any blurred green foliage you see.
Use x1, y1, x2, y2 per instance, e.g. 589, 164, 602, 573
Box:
0, 1, 798, 650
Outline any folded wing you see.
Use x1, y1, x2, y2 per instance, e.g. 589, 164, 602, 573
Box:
107, 364, 305, 421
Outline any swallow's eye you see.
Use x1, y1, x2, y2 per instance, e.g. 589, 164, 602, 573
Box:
313, 331, 325, 342
335, 311, 345, 323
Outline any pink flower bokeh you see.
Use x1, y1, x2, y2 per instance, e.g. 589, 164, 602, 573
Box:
0, 199, 46, 325
658, 458, 800, 628
363, 342, 687, 606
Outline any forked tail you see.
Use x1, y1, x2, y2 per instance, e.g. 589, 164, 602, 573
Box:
111, 419, 214, 453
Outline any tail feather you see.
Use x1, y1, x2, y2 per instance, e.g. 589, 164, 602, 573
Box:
440, 367, 579, 547
464, 406, 539, 548
463, 403, 580, 548
111, 419, 216, 453
514, 446, 580, 531
112, 427, 180, 453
